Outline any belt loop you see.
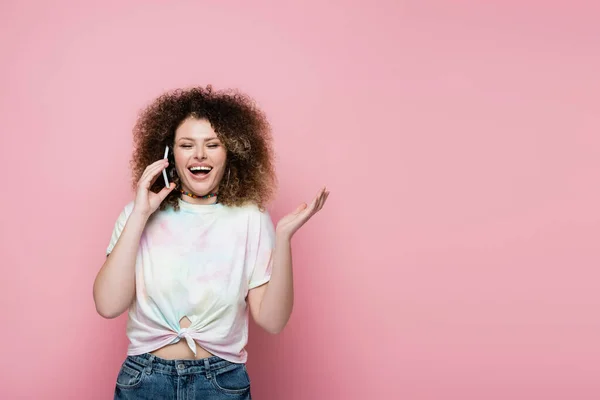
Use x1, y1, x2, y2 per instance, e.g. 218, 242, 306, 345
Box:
145, 354, 154, 375
203, 358, 212, 379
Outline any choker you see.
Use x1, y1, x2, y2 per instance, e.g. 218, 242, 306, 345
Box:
180, 189, 218, 199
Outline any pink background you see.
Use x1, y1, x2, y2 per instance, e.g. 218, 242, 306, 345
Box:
1, 1, 599, 399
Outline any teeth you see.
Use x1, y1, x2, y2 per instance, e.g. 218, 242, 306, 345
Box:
189, 166, 212, 171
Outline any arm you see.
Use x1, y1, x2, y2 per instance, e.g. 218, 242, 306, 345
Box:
247, 232, 294, 334
248, 186, 329, 334
93, 210, 149, 318
93, 158, 174, 319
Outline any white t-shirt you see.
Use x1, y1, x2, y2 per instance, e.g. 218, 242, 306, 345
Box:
106, 198, 275, 363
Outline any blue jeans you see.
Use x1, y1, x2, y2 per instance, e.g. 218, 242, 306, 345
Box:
114, 353, 252, 399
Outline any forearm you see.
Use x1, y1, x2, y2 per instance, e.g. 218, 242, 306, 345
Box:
257, 232, 294, 333
93, 209, 148, 318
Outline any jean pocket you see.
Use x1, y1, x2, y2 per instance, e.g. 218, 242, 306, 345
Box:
115, 359, 145, 389
210, 364, 251, 395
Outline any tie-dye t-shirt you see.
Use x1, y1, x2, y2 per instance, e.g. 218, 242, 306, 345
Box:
105, 198, 275, 363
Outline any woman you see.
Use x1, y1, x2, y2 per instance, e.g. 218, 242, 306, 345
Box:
93, 86, 329, 399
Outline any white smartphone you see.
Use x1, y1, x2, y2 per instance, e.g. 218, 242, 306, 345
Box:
162, 145, 170, 188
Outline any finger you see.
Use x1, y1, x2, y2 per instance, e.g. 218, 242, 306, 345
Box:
318, 190, 329, 210
294, 203, 307, 214
145, 159, 169, 179
316, 190, 327, 211
149, 161, 170, 184
140, 161, 169, 187
140, 168, 163, 190
307, 193, 319, 213
318, 187, 327, 208
313, 187, 326, 211
140, 159, 169, 180
297, 187, 324, 218
139, 165, 163, 186
157, 182, 176, 201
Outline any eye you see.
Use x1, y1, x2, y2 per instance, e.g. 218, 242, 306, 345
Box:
207, 143, 220, 148
181, 144, 193, 149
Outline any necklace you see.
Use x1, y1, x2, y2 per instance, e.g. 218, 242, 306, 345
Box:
180, 189, 218, 199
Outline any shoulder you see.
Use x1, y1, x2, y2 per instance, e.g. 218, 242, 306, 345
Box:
222, 202, 273, 224
236, 203, 271, 218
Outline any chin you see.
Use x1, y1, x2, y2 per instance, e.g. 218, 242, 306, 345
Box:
182, 169, 222, 195
187, 181, 219, 195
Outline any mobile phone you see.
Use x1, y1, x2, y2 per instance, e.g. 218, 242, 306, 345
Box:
162, 145, 170, 188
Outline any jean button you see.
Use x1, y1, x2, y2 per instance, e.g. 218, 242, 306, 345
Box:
177, 363, 185, 370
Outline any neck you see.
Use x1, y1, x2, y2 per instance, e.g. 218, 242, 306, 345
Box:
179, 188, 218, 205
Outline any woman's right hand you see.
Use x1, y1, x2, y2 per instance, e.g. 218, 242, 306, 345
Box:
133, 159, 176, 217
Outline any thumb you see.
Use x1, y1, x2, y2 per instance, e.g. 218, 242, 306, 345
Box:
158, 183, 176, 200
294, 203, 307, 214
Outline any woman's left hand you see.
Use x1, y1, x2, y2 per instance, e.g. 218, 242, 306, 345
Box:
276, 186, 330, 240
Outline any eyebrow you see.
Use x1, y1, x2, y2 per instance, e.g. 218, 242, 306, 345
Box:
177, 136, 219, 142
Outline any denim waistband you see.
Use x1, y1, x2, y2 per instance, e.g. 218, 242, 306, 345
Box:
125, 353, 240, 377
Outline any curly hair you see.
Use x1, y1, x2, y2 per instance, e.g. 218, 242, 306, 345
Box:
130, 85, 277, 211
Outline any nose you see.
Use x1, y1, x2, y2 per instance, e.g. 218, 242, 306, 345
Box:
195, 146, 207, 160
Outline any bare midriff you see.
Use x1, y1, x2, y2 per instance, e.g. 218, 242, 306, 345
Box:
150, 317, 214, 360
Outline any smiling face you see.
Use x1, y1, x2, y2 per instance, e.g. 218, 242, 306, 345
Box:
173, 117, 227, 204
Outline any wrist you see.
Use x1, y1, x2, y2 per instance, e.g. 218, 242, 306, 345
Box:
131, 207, 152, 222
275, 229, 293, 243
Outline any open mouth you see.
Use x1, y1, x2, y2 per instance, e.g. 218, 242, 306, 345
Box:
188, 166, 212, 177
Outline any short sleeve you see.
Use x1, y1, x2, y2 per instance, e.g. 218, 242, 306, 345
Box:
248, 208, 276, 289
106, 201, 134, 256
